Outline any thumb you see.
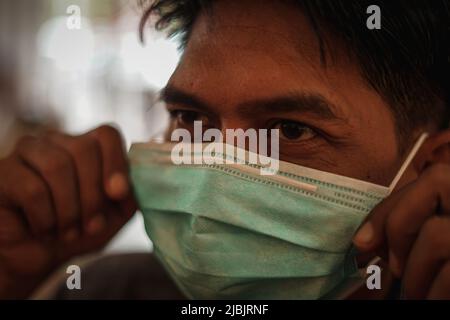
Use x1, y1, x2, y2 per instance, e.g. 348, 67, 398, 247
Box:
106, 172, 130, 200
352, 188, 405, 253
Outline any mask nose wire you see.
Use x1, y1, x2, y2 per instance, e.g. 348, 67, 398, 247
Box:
387, 132, 429, 195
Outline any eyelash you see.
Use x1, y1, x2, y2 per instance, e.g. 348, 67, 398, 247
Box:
169, 109, 320, 142
269, 120, 318, 142
169, 109, 199, 122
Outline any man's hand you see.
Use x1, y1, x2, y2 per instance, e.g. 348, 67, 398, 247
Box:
0, 125, 137, 299
354, 163, 450, 299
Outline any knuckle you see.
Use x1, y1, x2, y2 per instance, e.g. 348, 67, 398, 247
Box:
95, 124, 121, 143
69, 135, 99, 157
40, 152, 72, 177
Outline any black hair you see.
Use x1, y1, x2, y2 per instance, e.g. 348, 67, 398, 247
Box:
139, 0, 450, 150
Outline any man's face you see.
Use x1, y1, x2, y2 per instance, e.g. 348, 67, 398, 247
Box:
163, 0, 405, 186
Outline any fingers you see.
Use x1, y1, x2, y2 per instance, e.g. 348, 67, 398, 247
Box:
56, 202, 131, 261
402, 216, 450, 299
352, 185, 407, 251
385, 165, 450, 277
86, 125, 130, 201
0, 125, 135, 249
46, 132, 105, 235
0, 240, 51, 275
0, 157, 55, 237
353, 164, 450, 278
16, 136, 80, 238
46, 125, 133, 233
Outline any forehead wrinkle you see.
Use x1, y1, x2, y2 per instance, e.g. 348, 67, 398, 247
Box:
180, 0, 377, 130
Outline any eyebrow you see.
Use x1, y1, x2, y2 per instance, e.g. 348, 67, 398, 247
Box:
160, 85, 342, 121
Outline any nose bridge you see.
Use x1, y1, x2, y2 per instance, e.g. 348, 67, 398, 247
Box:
216, 119, 266, 153
220, 118, 252, 135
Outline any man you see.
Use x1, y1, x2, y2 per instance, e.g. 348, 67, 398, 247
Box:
0, 0, 449, 299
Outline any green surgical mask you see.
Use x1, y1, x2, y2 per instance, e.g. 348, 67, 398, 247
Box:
129, 134, 427, 299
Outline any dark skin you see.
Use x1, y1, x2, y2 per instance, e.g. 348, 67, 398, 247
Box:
0, 126, 137, 298
1, 0, 450, 299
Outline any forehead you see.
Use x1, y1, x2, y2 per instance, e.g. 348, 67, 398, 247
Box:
170, 0, 394, 131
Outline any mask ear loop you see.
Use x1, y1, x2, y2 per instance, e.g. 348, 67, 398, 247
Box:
387, 132, 429, 194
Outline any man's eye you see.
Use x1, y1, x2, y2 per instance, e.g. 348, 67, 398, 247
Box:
271, 120, 317, 141
170, 110, 202, 125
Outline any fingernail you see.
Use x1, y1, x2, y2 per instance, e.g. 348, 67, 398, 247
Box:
107, 173, 129, 199
64, 228, 79, 242
353, 222, 374, 245
389, 250, 402, 277
86, 215, 105, 235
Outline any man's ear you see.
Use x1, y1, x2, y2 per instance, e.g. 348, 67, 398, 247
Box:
414, 129, 450, 173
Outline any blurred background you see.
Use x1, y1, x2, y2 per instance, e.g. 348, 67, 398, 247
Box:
0, 0, 180, 252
